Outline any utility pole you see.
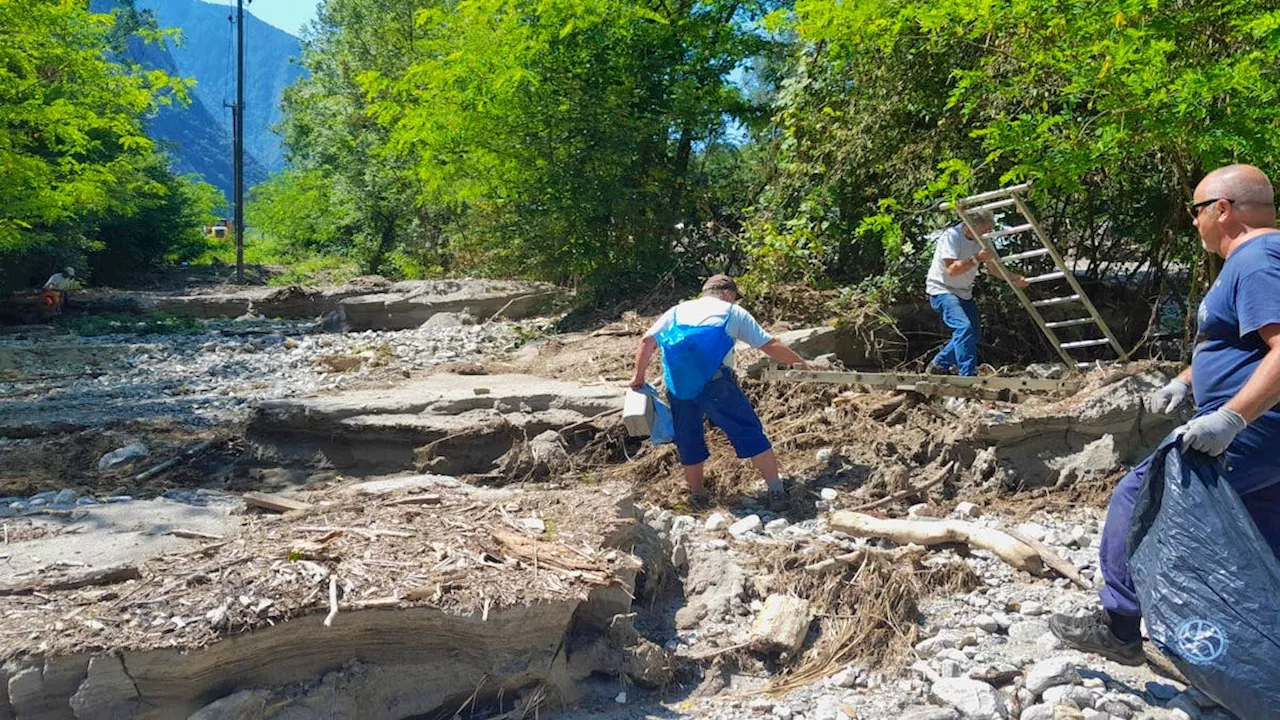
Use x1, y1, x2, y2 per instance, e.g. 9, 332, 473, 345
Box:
233, 0, 246, 283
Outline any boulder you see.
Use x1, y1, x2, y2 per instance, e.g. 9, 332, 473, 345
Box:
930, 678, 1004, 719
1024, 657, 1080, 697
749, 595, 812, 654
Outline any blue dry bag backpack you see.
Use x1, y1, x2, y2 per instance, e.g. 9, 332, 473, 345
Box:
655, 309, 736, 401
1127, 438, 1280, 720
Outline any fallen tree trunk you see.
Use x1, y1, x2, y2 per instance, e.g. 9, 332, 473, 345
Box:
829, 512, 1044, 575
0, 564, 141, 596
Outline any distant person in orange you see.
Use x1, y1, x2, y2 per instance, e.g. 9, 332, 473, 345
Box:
41, 267, 75, 312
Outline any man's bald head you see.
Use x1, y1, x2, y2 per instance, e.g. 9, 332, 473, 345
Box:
1193, 164, 1278, 256
1198, 164, 1275, 207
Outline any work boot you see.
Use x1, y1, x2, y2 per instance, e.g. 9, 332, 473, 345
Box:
766, 485, 790, 512
689, 491, 712, 511
1048, 607, 1145, 666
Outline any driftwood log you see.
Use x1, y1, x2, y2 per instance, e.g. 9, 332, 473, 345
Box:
829, 511, 1044, 575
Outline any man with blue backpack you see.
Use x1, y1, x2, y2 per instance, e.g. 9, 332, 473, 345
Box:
629, 275, 808, 510
1051, 164, 1280, 671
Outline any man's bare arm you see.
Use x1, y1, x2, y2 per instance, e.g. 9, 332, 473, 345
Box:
1224, 325, 1280, 422
759, 339, 808, 368
630, 335, 658, 390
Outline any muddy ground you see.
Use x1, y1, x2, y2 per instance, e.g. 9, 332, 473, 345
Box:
0, 282, 1224, 720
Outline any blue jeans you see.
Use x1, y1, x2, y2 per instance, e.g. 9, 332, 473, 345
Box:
929, 293, 982, 376
1098, 458, 1280, 640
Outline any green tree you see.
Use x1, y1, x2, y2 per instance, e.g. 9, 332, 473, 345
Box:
360, 0, 778, 293
258, 0, 442, 279
744, 0, 1280, 298
0, 0, 214, 290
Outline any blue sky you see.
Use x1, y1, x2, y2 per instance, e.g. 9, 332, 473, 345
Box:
200, 0, 319, 36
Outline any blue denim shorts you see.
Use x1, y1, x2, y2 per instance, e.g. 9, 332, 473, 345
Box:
667, 370, 772, 466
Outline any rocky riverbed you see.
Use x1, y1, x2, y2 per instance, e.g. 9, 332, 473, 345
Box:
0, 284, 1231, 720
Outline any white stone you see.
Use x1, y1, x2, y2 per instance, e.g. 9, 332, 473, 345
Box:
1017, 523, 1049, 542
955, 502, 982, 518
615, 692, 627, 704
939, 660, 964, 679
908, 503, 931, 518
705, 513, 728, 531
1042, 685, 1093, 709
774, 705, 795, 720
992, 612, 1013, 630
829, 667, 859, 689
901, 708, 960, 720
1024, 657, 1079, 696
1007, 620, 1051, 644
974, 614, 1000, 633
730, 514, 764, 537
671, 541, 689, 568
930, 678, 1003, 719
1020, 601, 1046, 616
750, 595, 812, 653
901, 708, 961, 720
1080, 710, 1108, 720
522, 517, 546, 533
816, 447, 834, 463
820, 488, 839, 501
915, 630, 972, 658
1019, 706, 1054, 720
765, 518, 791, 533
750, 698, 776, 713
1067, 526, 1090, 548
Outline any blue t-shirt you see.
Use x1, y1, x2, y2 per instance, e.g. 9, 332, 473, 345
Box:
1192, 232, 1280, 494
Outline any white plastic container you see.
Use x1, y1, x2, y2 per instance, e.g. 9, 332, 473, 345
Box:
623, 389, 656, 437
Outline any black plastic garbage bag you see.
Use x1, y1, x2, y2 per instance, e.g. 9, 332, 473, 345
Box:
1127, 438, 1280, 719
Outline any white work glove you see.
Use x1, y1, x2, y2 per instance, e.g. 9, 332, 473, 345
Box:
1178, 407, 1247, 457
1149, 378, 1191, 415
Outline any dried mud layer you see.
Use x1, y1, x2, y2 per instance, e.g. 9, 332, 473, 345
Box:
0, 479, 655, 719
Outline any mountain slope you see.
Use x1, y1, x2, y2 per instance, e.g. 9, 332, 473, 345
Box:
136, 0, 306, 173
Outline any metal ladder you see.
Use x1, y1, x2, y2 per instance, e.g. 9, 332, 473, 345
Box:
940, 182, 1128, 368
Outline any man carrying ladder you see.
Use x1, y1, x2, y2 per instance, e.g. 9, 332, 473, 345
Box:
926, 209, 1029, 376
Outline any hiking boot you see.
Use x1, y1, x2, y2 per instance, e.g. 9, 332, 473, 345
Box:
689, 492, 712, 511
1048, 607, 1145, 666
766, 486, 790, 512
926, 363, 954, 376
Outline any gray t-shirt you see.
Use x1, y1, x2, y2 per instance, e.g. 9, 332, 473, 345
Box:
925, 224, 982, 300
645, 297, 773, 368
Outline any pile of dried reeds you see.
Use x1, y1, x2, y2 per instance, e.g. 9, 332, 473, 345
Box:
754, 541, 977, 695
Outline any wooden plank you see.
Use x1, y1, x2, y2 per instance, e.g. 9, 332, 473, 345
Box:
384, 494, 443, 507
0, 564, 141, 596
763, 369, 1076, 393
243, 492, 313, 513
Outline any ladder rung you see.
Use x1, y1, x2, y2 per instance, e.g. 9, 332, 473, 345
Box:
975, 198, 1019, 212
1001, 248, 1051, 263
1045, 317, 1096, 329
1060, 338, 1111, 350
1026, 271, 1066, 284
1032, 294, 1081, 307
985, 223, 1034, 239
943, 182, 1034, 208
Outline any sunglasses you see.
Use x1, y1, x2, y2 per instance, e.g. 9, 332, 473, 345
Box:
1187, 197, 1235, 218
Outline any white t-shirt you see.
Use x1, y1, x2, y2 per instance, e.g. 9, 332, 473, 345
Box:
925, 225, 982, 300
44, 273, 73, 291
645, 296, 773, 368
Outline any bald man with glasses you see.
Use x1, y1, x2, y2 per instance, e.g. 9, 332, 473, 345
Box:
1052, 164, 1280, 664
